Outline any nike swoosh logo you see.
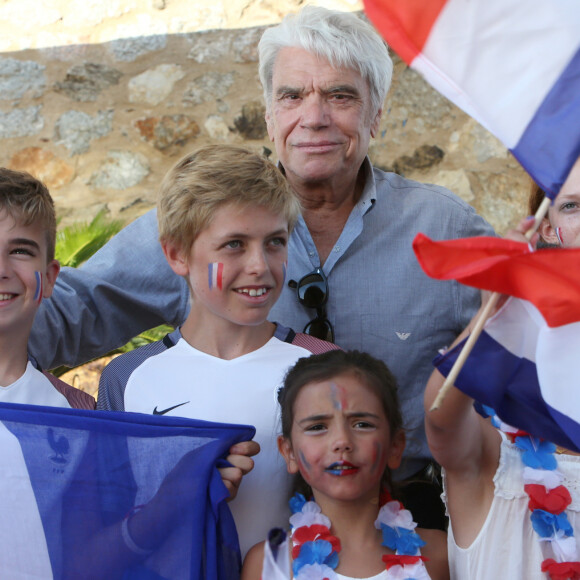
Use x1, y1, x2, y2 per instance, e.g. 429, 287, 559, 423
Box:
152, 401, 190, 415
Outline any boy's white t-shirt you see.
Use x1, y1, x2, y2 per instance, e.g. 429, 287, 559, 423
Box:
124, 336, 314, 556
0, 362, 71, 408
0, 421, 53, 578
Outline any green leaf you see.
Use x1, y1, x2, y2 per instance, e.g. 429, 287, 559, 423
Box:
55, 210, 124, 268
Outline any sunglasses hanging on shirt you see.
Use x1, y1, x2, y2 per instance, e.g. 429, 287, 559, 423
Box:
288, 267, 335, 343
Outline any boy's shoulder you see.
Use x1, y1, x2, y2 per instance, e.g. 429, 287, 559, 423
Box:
97, 329, 179, 411
41, 371, 96, 410
274, 324, 342, 355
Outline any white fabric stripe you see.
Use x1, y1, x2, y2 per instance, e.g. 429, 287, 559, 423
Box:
413, 0, 580, 147
483, 297, 541, 362
0, 423, 52, 578
537, 318, 580, 424
485, 296, 580, 426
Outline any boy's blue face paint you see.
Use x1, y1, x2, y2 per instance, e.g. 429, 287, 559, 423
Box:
207, 262, 223, 290
34, 271, 42, 303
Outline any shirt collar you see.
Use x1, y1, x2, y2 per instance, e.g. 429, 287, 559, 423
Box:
356, 157, 377, 216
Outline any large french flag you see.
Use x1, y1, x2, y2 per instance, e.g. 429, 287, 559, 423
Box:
363, 0, 580, 198
0, 402, 254, 580
413, 233, 580, 451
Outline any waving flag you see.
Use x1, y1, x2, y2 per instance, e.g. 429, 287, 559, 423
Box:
0, 402, 254, 580
413, 233, 580, 451
363, 0, 580, 198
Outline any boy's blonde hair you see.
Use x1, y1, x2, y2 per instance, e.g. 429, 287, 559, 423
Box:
157, 145, 301, 255
0, 168, 56, 261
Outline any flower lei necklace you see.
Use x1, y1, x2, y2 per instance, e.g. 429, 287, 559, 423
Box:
478, 403, 580, 580
288, 491, 431, 580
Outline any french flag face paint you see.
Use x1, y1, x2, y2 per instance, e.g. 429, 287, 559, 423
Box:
207, 262, 223, 291
298, 449, 311, 473
33, 271, 42, 304
330, 383, 343, 411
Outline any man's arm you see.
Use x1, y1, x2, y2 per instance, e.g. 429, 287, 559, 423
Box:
29, 210, 191, 370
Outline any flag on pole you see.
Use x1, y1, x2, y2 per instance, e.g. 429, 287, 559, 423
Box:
363, 0, 580, 198
0, 402, 254, 580
413, 233, 580, 451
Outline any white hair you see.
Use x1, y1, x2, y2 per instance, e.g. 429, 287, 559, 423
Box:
258, 5, 393, 116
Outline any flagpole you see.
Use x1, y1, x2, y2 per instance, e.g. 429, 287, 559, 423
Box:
429, 196, 552, 411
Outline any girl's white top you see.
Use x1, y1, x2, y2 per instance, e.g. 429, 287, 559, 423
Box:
336, 572, 388, 580
444, 431, 580, 579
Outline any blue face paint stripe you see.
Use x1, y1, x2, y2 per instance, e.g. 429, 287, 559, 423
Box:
330, 383, 342, 411
298, 449, 311, 472
34, 271, 42, 302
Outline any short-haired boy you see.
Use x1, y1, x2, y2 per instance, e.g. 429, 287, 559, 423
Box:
98, 145, 338, 554
0, 168, 94, 409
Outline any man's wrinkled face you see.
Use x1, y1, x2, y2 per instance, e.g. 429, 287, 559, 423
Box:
266, 47, 381, 191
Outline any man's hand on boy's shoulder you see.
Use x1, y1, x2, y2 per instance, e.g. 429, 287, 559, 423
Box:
220, 440, 260, 501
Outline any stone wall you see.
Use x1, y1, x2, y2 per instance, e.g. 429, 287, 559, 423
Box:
0, 0, 529, 234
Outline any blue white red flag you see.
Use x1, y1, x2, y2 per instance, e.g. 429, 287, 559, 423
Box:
0, 402, 254, 580
413, 233, 580, 451
363, 0, 580, 198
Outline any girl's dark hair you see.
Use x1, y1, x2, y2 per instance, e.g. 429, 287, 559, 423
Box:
528, 179, 546, 216
278, 349, 403, 497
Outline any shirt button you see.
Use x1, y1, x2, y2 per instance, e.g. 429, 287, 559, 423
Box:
309, 251, 315, 257
334, 246, 340, 252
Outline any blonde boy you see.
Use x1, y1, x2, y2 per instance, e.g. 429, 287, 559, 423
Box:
0, 169, 94, 409
99, 145, 338, 555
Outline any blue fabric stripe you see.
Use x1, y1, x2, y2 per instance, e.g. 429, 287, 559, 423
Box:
435, 332, 578, 451
0, 402, 254, 580
512, 45, 580, 198
545, 404, 580, 454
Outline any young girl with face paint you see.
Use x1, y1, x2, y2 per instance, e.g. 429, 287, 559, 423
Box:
527, 157, 580, 249
241, 350, 449, 580
425, 159, 580, 580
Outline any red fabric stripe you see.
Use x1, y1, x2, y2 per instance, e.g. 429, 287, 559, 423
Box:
413, 233, 580, 328
363, 0, 448, 64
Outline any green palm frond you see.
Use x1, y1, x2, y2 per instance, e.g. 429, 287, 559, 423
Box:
55, 210, 124, 268
116, 324, 175, 354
